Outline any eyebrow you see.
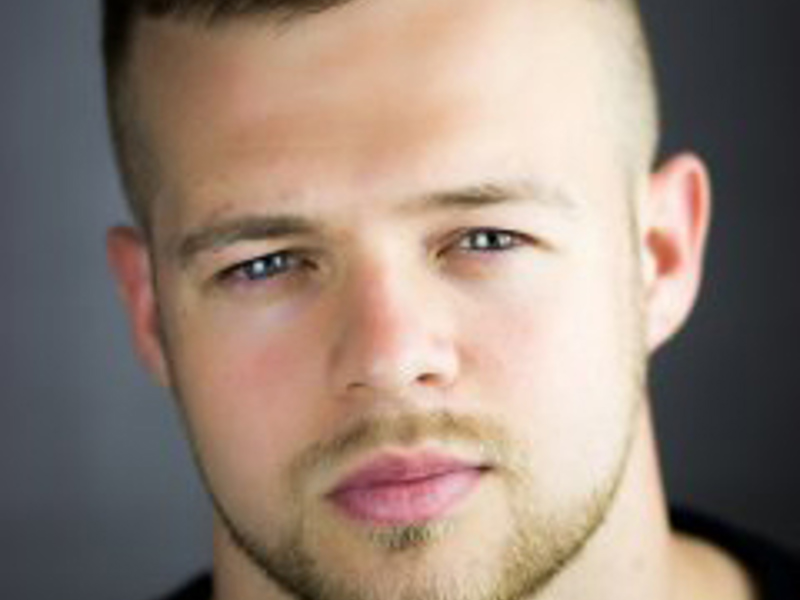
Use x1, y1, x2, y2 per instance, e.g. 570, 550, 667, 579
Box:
409, 179, 577, 215
176, 214, 319, 268
174, 178, 578, 268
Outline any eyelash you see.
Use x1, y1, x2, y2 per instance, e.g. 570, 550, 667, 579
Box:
217, 228, 529, 286
448, 228, 526, 255
218, 250, 314, 284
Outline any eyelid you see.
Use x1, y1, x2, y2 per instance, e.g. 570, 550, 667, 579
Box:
214, 247, 316, 285
440, 227, 535, 255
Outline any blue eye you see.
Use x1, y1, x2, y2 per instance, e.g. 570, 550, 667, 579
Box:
221, 251, 305, 283
456, 229, 524, 252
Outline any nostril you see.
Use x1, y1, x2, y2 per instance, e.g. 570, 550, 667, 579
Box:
417, 372, 442, 386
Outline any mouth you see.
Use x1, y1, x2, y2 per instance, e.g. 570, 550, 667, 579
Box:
327, 452, 490, 526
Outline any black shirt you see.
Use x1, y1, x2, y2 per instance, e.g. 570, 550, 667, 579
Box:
159, 509, 800, 599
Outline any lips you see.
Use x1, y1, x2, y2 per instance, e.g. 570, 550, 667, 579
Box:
327, 453, 487, 526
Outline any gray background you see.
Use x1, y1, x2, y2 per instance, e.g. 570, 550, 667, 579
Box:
1, 1, 798, 599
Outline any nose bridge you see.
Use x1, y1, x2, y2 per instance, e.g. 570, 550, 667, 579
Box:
329, 252, 459, 398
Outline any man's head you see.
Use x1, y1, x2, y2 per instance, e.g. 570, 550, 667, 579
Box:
105, 1, 710, 598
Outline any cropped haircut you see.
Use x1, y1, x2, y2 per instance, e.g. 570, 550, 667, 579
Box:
102, 0, 659, 232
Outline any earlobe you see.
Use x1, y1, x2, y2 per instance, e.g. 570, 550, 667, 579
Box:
642, 153, 712, 352
106, 226, 172, 387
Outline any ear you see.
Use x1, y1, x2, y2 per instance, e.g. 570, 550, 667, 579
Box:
106, 226, 172, 387
641, 153, 712, 352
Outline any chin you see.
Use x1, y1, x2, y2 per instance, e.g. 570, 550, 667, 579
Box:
220, 475, 615, 600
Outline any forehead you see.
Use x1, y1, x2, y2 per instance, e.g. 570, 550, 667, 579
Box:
129, 0, 625, 228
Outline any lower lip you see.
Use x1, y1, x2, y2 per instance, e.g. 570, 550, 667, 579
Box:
328, 468, 484, 526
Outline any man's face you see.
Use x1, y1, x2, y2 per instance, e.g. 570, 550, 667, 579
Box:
126, 0, 653, 598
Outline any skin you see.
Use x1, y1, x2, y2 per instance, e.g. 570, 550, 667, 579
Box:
106, 0, 754, 598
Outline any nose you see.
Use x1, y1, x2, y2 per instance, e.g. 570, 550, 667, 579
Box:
328, 259, 460, 400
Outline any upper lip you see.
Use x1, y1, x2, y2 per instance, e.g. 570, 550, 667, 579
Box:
328, 452, 487, 495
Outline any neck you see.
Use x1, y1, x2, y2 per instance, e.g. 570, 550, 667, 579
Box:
533, 406, 755, 600
533, 405, 675, 600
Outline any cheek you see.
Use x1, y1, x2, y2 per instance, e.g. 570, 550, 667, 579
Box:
166, 305, 329, 504
466, 259, 640, 499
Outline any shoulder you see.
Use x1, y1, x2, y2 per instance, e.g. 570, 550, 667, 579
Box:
671, 507, 800, 599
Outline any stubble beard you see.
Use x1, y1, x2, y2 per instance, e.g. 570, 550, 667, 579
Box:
206, 404, 641, 600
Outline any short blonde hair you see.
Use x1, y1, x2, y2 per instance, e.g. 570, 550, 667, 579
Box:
102, 0, 660, 231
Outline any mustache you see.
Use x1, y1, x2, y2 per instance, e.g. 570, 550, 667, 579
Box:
289, 410, 520, 484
